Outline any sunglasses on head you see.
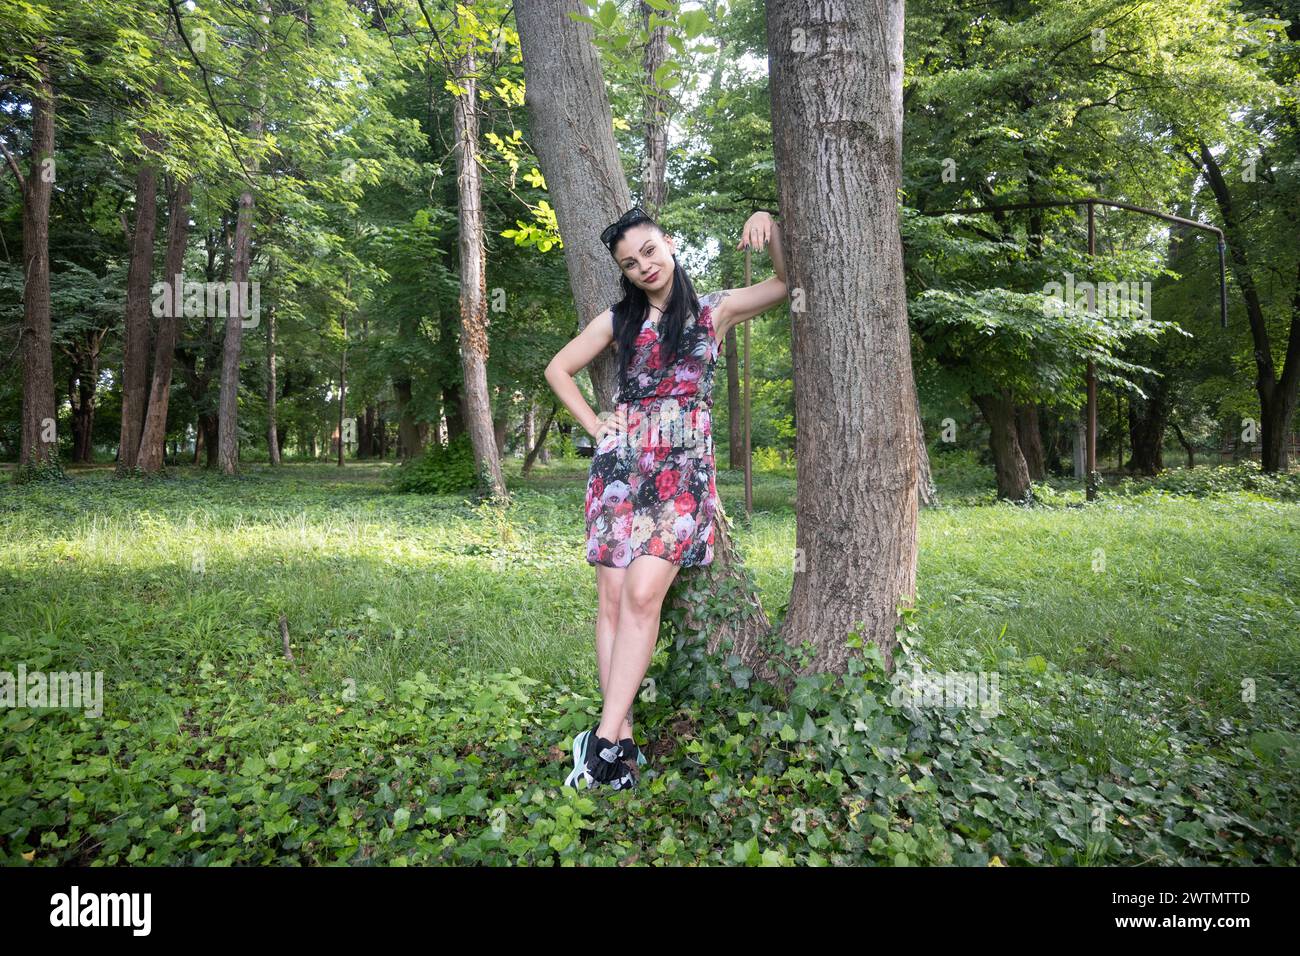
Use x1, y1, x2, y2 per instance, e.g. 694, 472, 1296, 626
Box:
600, 206, 653, 249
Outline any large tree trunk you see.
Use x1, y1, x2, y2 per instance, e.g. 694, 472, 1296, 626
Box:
451, 34, 507, 499
515, 0, 630, 410
1015, 402, 1045, 481
973, 388, 1033, 500
15, 55, 58, 471
136, 177, 192, 473
761, 0, 918, 677
1127, 369, 1169, 476
117, 133, 161, 475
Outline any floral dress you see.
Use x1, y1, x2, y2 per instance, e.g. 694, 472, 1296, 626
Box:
584, 290, 724, 569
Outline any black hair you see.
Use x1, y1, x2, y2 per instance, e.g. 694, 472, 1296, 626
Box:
603, 216, 701, 401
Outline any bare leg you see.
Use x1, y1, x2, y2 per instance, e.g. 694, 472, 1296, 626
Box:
594, 564, 634, 740
595, 553, 681, 744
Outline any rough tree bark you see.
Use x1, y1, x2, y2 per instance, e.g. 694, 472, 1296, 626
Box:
761, 0, 919, 675
450, 28, 507, 499
974, 388, 1033, 500
1015, 402, 1045, 481
136, 177, 193, 473
218, 155, 259, 475
117, 130, 161, 474
515, 0, 631, 410
8, 54, 58, 470
264, 256, 281, 466
639, 0, 669, 217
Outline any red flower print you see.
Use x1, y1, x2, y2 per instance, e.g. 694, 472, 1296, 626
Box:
674, 491, 696, 514
647, 536, 665, 556
655, 468, 679, 499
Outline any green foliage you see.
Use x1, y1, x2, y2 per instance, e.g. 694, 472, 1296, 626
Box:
1, 463, 1297, 865
11, 459, 68, 485
555, 430, 579, 461
390, 434, 477, 494
751, 446, 788, 472
1112, 461, 1300, 502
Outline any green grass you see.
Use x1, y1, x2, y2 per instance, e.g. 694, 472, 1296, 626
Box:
0, 452, 1296, 865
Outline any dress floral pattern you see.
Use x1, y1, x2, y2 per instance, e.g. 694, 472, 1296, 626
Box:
584, 290, 724, 569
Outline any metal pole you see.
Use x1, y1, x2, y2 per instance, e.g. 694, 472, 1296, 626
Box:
1086, 201, 1098, 500
743, 245, 753, 516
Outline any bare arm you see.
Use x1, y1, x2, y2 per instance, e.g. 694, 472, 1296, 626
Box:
715, 212, 790, 338
544, 309, 616, 439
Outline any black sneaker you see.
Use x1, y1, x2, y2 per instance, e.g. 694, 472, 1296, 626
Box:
619, 737, 648, 769
565, 727, 634, 790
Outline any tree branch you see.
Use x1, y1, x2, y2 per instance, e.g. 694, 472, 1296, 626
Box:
0, 136, 26, 191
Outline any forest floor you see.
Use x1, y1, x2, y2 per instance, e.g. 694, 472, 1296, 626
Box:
1, 452, 1297, 865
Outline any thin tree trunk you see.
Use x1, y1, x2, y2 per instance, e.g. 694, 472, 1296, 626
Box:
338, 309, 348, 466
202, 414, 219, 467
218, 175, 258, 475
522, 402, 557, 476
493, 407, 508, 458
66, 330, 104, 464
137, 177, 192, 473
14, 55, 58, 470
265, 258, 281, 466
395, 377, 420, 459
639, 0, 669, 217
916, 387, 936, 506
451, 31, 507, 499
1170, 420, 1195, 468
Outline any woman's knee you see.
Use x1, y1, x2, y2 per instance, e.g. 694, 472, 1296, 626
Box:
620, 578, 664, 616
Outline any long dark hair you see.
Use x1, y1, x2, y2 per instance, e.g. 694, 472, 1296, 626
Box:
604, 217, 702, 400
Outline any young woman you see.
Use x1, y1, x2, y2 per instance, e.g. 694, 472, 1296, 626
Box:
544, 205, 788, 790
